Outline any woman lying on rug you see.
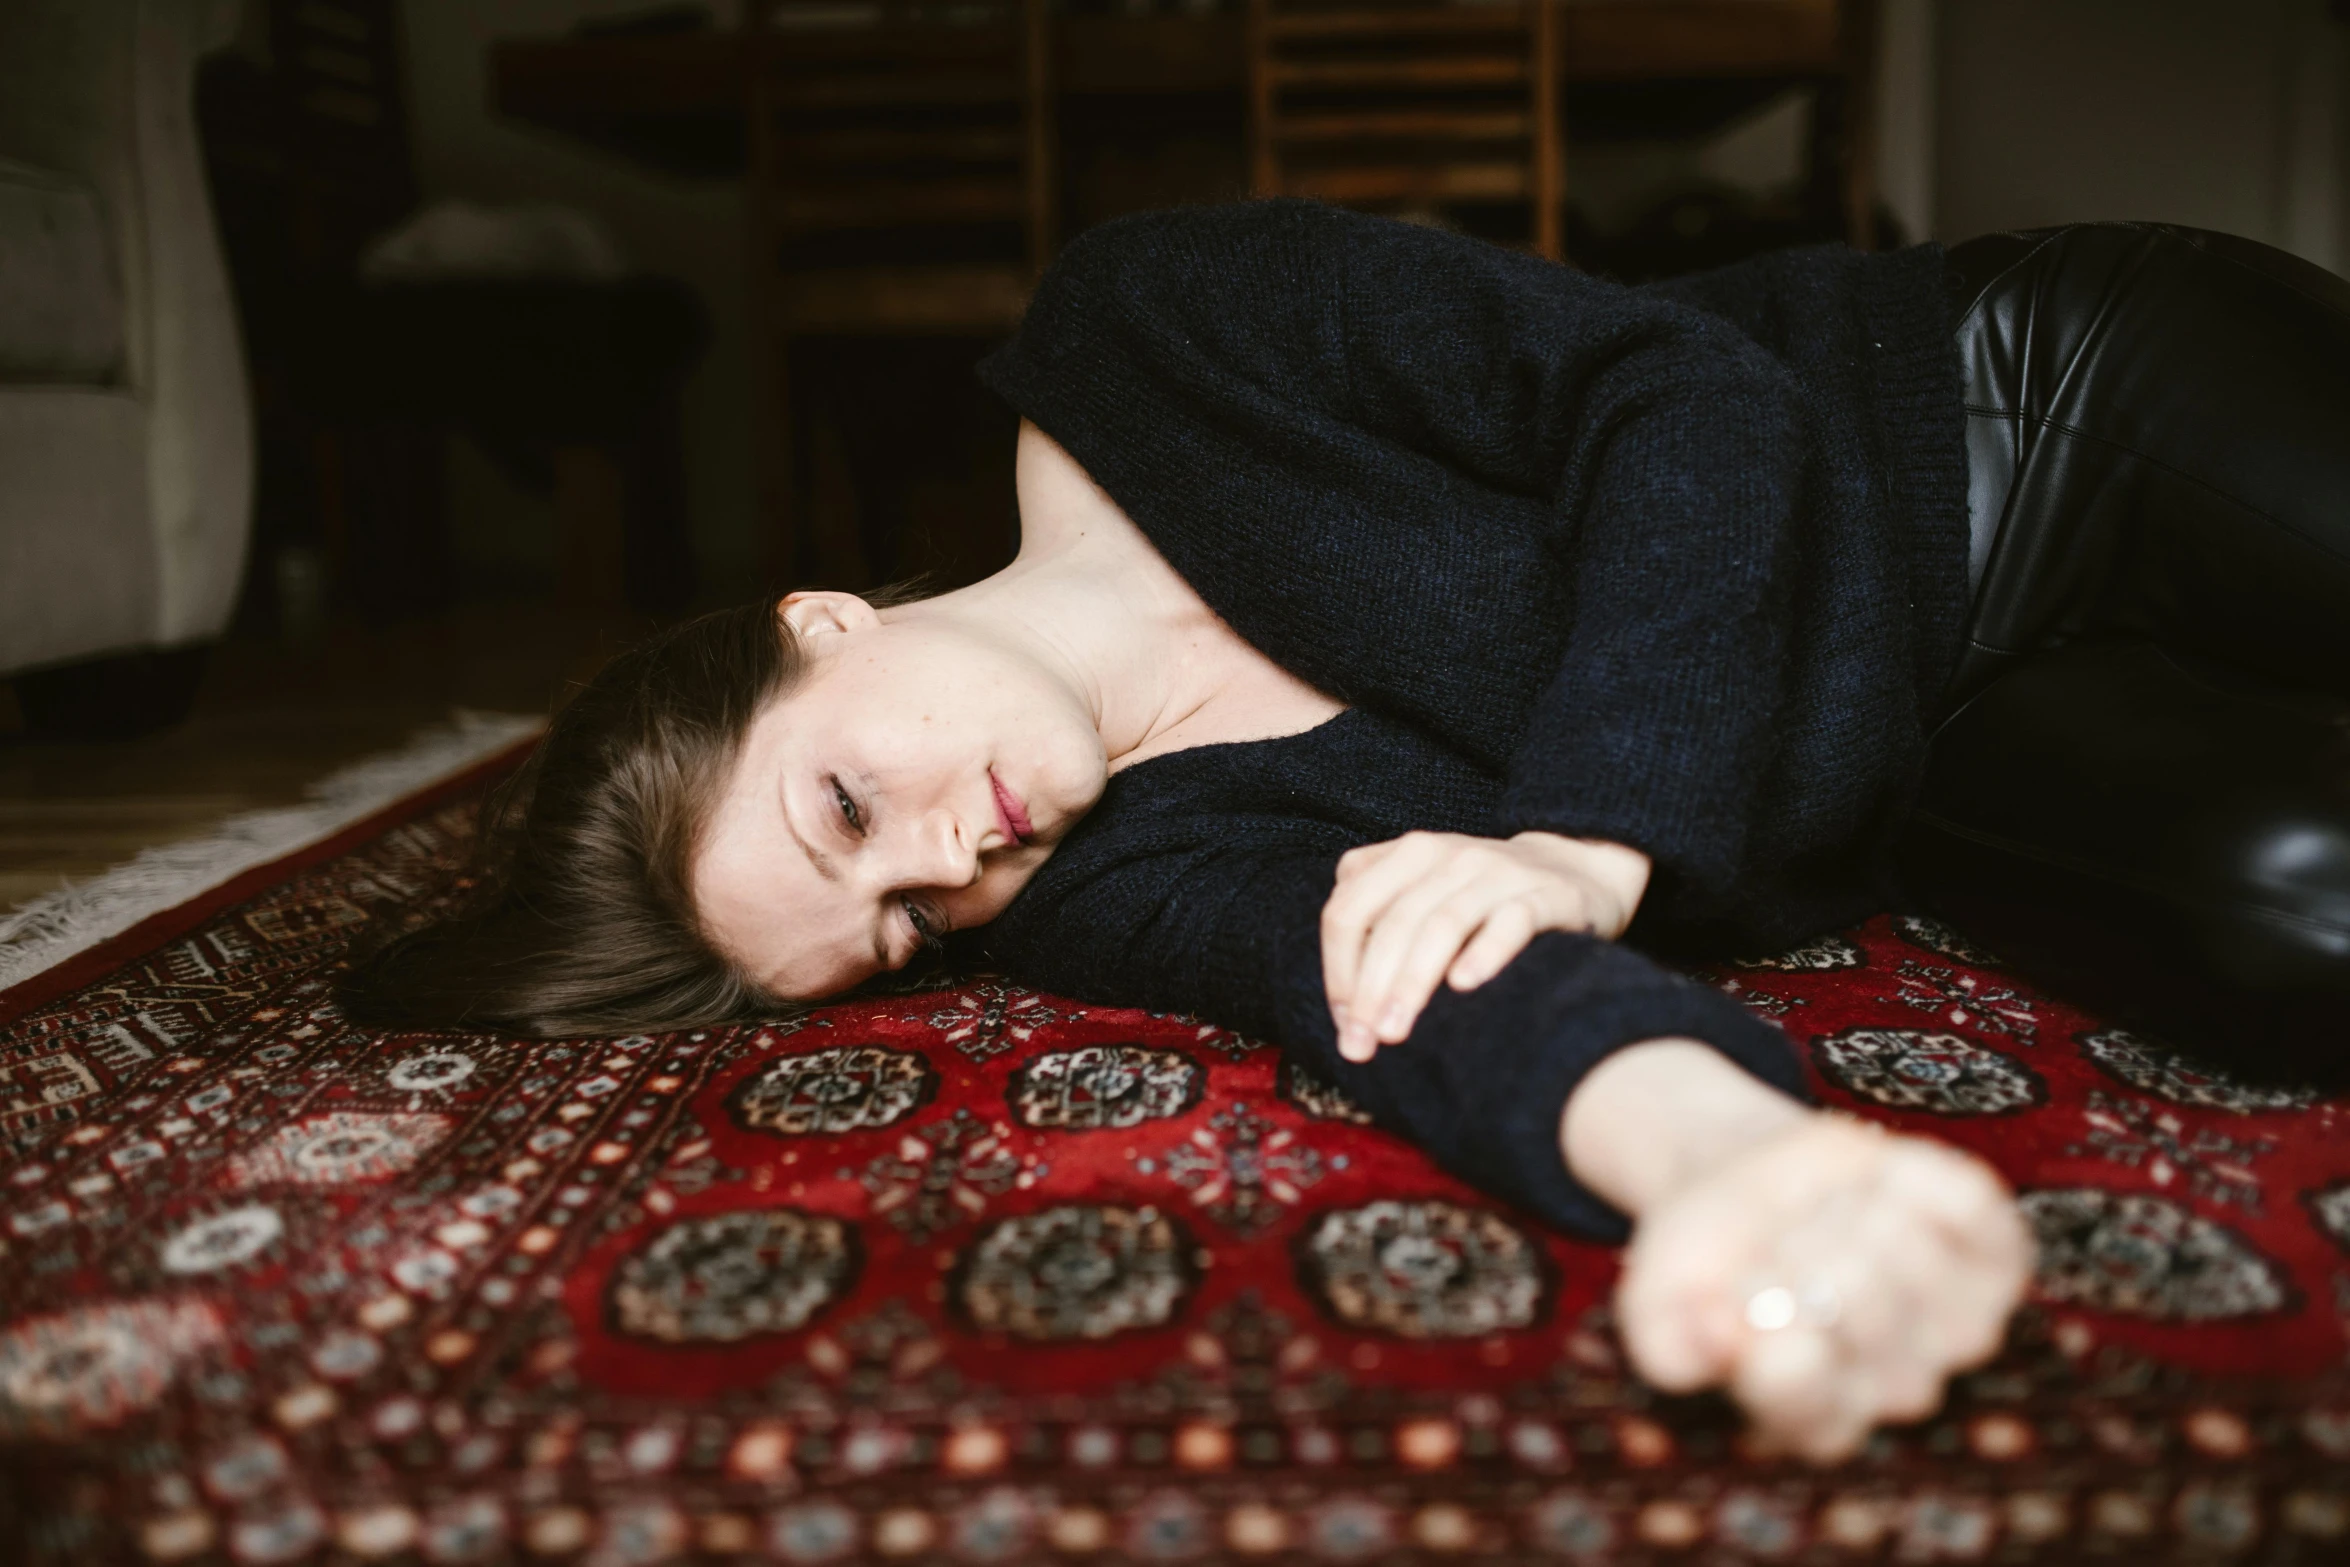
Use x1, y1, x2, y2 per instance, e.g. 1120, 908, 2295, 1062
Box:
342, 206, 2350, 1465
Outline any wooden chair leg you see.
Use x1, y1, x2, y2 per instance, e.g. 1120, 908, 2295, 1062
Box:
804, 395, 874, 590
618, 388, 698, 614
1245, 0, 1276, 198
553, 444, 630, 614
755, 334, 798, 595
1837, 0, 1881, 249
1532, 0, 1562, 262
745, 8, 794, 596
1022, 0, 1056, 271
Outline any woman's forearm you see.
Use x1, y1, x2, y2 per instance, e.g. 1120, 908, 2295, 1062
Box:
1559, 1036, 1812, 1219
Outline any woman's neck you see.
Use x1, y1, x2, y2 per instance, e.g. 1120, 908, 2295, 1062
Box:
879, 427, 1236, 769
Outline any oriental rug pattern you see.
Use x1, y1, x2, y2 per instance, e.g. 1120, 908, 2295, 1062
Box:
1, 772, 2348, 1565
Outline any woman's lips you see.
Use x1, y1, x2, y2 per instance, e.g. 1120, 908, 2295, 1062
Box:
990, 769, 1034, 846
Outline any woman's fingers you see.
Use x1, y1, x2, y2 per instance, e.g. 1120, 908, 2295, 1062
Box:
1617, 1286, 1742, 1393
1320, 831, 1645, 1057
1833, 1218, 1943, 1363
1809, 1224, 1959, 1428
1345, 866, 1495, 1048
1872, 1346, 1949, 1425
1327, 836, 1518, 1054
1874, 1143, 2035, 1368
1633, 1162, 2007, 1460
1748, 1210, 2013, 1454
1321, 836, 1437, 1048
1771, 1307, 1948, 1455
1790, 1393, 1883, 1466
1614, 1114, 2035, 1469
1733, 1284, 1913, 1461
1890, 1145, 2039, 1296
1342, 867, 1604, 1053
1447, 897, 1541, 990
1767, 1358, 1884, 1467
1357, 873, 1599, 1050
1917, 1234, 2028, 1371
1613, 1192, 1758, 1391
1731, 1325, 1844, 1444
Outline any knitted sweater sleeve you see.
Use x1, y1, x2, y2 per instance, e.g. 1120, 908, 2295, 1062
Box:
985, 200, 1812, 924
978, 202, 1828, 1239
1325, 220, 1811, 922
983, 811, 1813, 1247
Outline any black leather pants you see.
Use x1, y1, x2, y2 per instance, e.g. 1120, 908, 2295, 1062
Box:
1900, 222, 2350, 1089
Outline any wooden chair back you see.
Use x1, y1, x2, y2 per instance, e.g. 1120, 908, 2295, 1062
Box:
745, 0, 1055, 331
741, 0, 1055, 589
1246, 0, 1561, 260
267, 0, 418, 276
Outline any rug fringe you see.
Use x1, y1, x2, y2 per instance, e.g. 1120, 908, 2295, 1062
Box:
0, 710, 543, 991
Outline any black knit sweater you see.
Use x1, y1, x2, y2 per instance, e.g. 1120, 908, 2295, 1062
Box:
967, 200, 1970, 1243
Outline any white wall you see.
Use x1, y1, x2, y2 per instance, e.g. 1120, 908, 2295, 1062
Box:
397, 0, 759, 597
2281, 0, 2349, 271
1876, 0, 1937, 249
1932, 0, 2347, 275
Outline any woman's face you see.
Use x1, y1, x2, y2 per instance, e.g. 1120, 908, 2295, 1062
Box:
692, 593, 1107, 1001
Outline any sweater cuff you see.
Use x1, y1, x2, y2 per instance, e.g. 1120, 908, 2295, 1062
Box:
1275, 930, 1817, 1247
1467, 949, 1818, 1245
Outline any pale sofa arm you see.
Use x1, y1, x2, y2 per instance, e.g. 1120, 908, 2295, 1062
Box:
0, 0, 252, 665
133, 0, 254, 648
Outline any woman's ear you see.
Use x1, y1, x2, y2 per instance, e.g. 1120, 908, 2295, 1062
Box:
777, 590, 882, 642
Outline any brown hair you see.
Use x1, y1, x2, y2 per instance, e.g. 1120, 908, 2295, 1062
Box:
336, 600, 803, 1037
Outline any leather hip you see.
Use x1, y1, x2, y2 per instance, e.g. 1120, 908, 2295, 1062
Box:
1942, 221, 2350, 709
1906, 223, 2350, 1055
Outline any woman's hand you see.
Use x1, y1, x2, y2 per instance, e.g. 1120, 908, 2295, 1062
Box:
1322, 830, 1651, 1062
1613, 1112, 2036, 1465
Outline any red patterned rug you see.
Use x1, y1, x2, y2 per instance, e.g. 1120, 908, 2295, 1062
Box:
3, 753, 2349, 1566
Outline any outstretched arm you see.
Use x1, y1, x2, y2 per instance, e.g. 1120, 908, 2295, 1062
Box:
1566, 1037, 2035, 1466
983, 825, 1809, 1244
986, 835, 2032, 1465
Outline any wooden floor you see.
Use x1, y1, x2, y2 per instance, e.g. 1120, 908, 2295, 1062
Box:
0, 602, 658, 913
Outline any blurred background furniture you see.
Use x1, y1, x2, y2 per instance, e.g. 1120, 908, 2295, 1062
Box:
493, 0, 1882, 248
1247, 0, 1563, 259
493, 0, 1886, 589
16, 0, 2347, 1060
745, 0, 1054, 591
293, 268, 709, 618
196, 0, 710, 628
199, 0, 434, 633
0, 0, 254, 738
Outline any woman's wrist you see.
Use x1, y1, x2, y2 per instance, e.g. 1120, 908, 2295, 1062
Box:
1558, 1036, 1813, 1219
1509, 831, 1652, 936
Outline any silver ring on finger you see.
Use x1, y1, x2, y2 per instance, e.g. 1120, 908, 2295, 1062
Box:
1743, 1276, 1845, 1334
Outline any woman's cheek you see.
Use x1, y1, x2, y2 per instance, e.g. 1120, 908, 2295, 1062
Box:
965, 858, 1037, 926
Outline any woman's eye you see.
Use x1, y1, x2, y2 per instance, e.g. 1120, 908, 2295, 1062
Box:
902, 895, 944, 953
832, 778, 864, 835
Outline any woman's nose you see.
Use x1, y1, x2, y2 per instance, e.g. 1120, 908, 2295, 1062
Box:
912, 805, 982, 888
